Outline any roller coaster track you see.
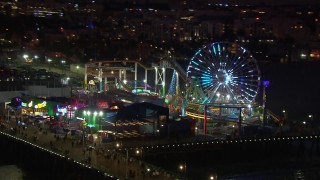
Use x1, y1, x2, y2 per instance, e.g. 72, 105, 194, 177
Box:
164, 57, 188, 83
86, 60, 154, 70
266, 109, 283, 124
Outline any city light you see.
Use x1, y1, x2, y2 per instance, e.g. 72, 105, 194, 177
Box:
3, 3, 320, 179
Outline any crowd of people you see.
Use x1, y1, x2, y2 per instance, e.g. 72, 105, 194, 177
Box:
0, 112, 181, 180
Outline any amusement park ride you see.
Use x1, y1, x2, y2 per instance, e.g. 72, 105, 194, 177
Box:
83, 42, 279, 136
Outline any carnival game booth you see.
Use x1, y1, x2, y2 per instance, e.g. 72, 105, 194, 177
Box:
9, 96, 84, 129
11, 96, 57, 117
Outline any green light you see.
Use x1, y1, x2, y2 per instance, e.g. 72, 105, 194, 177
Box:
83, 111, 87, 115
99, 111, 103, 116
87, 124, 95, 127
165, 99, 169, 104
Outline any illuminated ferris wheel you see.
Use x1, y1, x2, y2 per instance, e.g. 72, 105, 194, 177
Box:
186, 42, 261, 104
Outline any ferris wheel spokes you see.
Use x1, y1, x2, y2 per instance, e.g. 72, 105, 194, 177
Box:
187, 42, 260, 105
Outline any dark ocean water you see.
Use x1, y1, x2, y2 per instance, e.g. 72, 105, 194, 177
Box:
258, 61, 320, 120
0, 163, 40, 180
221, 167, 320, 180
0, 165, 24, 180
3, 160, 320, 180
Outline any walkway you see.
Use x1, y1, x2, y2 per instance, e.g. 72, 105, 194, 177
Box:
1, 118, 181, 180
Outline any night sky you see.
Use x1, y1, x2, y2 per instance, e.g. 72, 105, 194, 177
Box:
211, 0, 320, 5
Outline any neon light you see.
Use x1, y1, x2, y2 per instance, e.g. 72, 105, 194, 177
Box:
35, 101, 46, 109
57, 106, 67, 114
28, 101, 33, 108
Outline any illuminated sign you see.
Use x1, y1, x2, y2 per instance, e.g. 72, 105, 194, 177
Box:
98, 101, 109, 108
57, 105, 67, 114
21, 101, 33, 107
28, 101, 33, 107
35, 101, 46, 109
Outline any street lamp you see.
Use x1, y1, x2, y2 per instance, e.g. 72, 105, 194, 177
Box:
282, 110, 287, 121
47, 58, 52, 71
179, 162, 187, 180
125, 148, 128, 179
262, 80, 270, 127
143, 79, 147, 90
61, 60, 66, 74
76, 65, 80, 75
116, 142, 128, 179
136, 148, 143, 159
34, 55, 38, 60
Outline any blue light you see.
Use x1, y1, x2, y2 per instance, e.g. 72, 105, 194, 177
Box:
212, 46, 216, 55
262, 80, 270, 87
192, 61, 199, 66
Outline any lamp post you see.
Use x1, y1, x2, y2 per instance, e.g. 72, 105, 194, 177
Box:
116, 142, 128, 179
125, 148, 128, 179
34, 55, 39, 65
136, 148, 143, 159
68, 105, 72, 124
47, 58, 52, 71
179, 162, 187, 180
262, 80, 270, 128
143, 79, 147, 91
282, 110, 287, 121
61, 60, 66, 74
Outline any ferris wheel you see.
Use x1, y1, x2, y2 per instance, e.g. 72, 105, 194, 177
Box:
186, 42, 260, 104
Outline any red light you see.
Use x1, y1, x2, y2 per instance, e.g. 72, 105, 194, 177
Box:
256, 17, 260, 20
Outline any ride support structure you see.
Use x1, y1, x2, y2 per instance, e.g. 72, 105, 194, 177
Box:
84, 60, 153, 93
